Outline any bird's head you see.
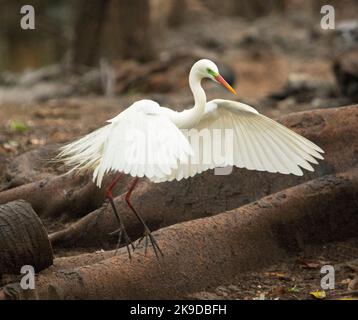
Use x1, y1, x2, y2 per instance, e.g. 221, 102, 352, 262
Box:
192, 59, 237, 95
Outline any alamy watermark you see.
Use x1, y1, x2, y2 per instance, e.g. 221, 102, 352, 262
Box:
320, 265, 335, 290
20, 265, 35, 289
120, 127, 235, 176
20, 5, 35, 30
320, 5, 335, 30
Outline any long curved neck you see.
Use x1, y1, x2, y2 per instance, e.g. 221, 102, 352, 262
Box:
170, 68, 207, 129
189, 69, 207, 116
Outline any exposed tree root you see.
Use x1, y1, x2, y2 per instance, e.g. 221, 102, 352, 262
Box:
50, 105, 358, 248
53, 250, 115, 270
3, 144, 61, 190
0, 200, 53, 277
0, 173, 108, 220
1, 169, 357, 300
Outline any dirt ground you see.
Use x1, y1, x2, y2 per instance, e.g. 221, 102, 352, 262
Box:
190, 238, 358, 300
0, 12, 357, 300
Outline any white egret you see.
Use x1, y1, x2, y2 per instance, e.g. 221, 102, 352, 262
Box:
58, 59, 324, 257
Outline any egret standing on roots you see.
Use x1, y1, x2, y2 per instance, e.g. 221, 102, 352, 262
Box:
58, 59, 324, 258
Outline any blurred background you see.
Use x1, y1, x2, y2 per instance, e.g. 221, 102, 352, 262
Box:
0, 0, 357, 157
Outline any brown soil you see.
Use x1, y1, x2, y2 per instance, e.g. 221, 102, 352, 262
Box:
190, 238, 358, 300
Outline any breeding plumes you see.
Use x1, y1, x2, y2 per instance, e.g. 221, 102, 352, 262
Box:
57, 59, 324, 258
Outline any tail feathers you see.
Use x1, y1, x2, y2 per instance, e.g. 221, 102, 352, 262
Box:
56, 125, 110, 177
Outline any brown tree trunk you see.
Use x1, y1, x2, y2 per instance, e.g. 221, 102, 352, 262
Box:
168, 0, 187, 28
71, 0, 157, 66
232, 0, 285, 18
72, 0, 110, 67
116, 0, 157, 61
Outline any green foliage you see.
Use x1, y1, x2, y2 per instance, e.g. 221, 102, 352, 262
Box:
9, 120, 28, 133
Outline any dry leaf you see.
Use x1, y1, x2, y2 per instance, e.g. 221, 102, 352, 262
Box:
270, 286, 286, 296
348, 277, 358, 290
304, 262, 320, 269
310, 290, 326, 299
264, 272, 287, 278
296, 257, 320, 269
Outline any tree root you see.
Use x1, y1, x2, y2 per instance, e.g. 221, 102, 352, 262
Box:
0, 200, 53, 277
0, 173, 107, 220
1, 169, 357, 300
3, 144, 62, 190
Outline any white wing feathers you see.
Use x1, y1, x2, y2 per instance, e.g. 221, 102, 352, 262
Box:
57, 125, 111, 173
93, 102, 193, 187
59, 98, 324, 186
153, 99, 324, 182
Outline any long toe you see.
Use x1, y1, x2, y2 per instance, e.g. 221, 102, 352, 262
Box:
144, 228, 164, 259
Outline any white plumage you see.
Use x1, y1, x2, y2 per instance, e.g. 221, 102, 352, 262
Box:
153, 99, 323, 183
58, 59, 324, 187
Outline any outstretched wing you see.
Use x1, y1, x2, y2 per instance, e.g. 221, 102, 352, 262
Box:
57, 124, 111, 173
93, 101, 193, 187
154, 99, 324, 182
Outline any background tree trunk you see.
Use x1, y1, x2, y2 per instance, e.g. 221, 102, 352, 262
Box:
232, 0, 286, 18
115, 0, 157, 62
72, 0, 157, 66
72, 0, 110, 67
168, 0, 187, 28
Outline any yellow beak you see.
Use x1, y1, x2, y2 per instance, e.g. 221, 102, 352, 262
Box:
215, 74, 237, 95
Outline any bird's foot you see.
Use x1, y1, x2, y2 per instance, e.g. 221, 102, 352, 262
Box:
136, 227, 163, 260
109, 226, 135, 259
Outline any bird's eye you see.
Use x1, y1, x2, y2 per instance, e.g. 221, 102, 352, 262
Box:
207, 68, 216, 77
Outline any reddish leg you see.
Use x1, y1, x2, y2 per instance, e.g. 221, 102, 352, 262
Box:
106, 172, 123, 199
125, 177, 163, 259
106, 173, 134, 258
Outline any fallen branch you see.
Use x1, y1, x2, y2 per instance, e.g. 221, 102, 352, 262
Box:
2, 168, 357, 300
